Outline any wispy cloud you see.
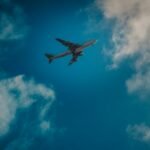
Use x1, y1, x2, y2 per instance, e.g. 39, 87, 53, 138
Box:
93, 0, 150, 98
0, 0, 28, 41
127, 124, 150, 144
126, 71, 150, 99
40, 121, 51, 132
0, 0, 29, 61
5, 137, 34, 150
0, 75, 55, 136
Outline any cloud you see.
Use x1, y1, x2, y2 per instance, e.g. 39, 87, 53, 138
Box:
126, 71, 150, 99
0, 75, 55, 136
40, 121, 51, 132
94, 0, 150, 98
0, 0, 29, 60
5, 138, 34, 150
0, 0, 28, 41
127, 124, 150, 143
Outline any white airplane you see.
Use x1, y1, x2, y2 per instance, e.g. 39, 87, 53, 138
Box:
45, 38, 97, 65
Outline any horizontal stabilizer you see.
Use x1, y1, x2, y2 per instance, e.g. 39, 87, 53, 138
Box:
45, 53, 54, 63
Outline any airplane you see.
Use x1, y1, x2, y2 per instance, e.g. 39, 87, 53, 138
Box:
45, 38, 97, 65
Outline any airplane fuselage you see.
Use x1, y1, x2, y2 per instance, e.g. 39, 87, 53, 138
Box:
75, 40, 96, 53
45, 39, 97, 64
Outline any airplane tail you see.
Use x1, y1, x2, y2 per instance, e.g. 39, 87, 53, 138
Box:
45, 53, 54, 63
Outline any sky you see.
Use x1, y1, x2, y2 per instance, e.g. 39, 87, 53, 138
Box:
0, 0, 150, 150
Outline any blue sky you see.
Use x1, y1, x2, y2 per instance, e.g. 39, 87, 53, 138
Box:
0, 0, 150, 150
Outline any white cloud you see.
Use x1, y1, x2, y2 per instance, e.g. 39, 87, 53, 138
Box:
126, 71, 150, 99
0, 0, 28, 41
94, 0, 150, 98
40, 121, 51, 132
94, 0, 150, 144
0, 75, 55, 136
127, 124, 150, 143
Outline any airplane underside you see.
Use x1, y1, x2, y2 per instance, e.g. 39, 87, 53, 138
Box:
45, 38, 96, 65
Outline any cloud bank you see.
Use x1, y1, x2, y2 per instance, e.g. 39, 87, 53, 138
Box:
0, 2, 55, 149
0, 75, 55, 136
95, 0, 150, 98
92, 1, 150, 144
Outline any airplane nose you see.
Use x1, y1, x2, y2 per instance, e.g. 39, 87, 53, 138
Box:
94, 40, 98, 43
91, 40, 97, 45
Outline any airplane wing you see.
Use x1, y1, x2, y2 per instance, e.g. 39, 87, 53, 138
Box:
56, 38, 81, 49
68, 54, 79, 65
